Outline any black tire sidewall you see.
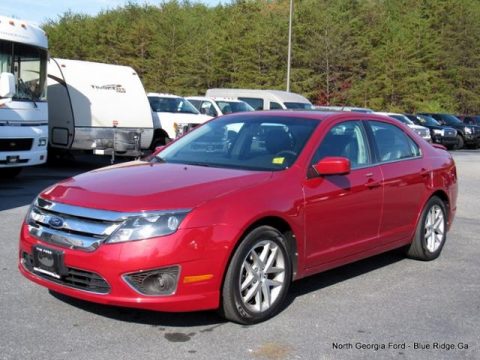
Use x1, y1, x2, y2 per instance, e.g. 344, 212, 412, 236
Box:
223, 226, 292, 324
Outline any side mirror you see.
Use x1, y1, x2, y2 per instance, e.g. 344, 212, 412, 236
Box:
313, 156, 351, 176
0, 72, 16, 98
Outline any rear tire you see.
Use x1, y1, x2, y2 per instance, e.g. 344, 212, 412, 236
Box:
407, 196, 447, 261
221, 226, 292, 324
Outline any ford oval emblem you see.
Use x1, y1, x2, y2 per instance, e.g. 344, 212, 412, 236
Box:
48, 216, 64, 229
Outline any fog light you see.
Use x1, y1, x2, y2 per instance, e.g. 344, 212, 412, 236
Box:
123, 266, 179, 295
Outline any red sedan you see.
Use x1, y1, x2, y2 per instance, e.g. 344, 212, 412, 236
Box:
19, 111, 457, 324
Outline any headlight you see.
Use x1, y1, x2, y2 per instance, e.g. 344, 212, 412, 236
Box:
106, 210, 190, 243
38, 137, 47, 146
432, 129, 443, 136
465, 127, 473, 134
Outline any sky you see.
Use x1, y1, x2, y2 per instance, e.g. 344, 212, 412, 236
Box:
0, 0, 226, 26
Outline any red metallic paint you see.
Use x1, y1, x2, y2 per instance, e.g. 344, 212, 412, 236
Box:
18, 111, 458, 313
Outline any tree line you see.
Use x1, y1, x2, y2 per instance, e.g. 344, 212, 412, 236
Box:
43, 0, 480, 114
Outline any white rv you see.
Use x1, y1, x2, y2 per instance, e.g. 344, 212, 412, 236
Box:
205, 88, 313, 111
48, 58, 157, 157
0, 15, 48, 178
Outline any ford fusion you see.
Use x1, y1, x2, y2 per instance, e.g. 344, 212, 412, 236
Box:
19, 111, 457, 324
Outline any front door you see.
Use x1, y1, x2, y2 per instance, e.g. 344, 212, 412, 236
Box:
303, 120, 383, 268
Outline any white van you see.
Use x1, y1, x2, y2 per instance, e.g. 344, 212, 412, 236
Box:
48, 58, 155, 157
205, 89, 313, 111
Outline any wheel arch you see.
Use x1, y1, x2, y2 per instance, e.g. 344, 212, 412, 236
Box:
150, 128, 170, 149
221, 216, 299, 293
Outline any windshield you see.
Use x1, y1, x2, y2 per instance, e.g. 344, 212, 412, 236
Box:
390, 114, 414, 125
156, 115, 319, 171
148, 96, 200, 114
416, 115, 440, 126
284, 102, 314, 110
215, 100, 254, 114
441, 114, 463, 125
0, 40, 47, 101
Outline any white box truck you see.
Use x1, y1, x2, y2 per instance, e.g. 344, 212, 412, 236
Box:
48, 58, 159, 157
205, 88, 313, 111
0, 15, 48, 178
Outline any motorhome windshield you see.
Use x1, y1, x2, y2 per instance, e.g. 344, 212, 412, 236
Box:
149, 96, 199, 114
0, 40, 47, 101
284, 102, 314, 110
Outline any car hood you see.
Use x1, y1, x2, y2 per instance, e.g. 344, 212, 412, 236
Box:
153, 112, 212, 124
40, 161, 272, 212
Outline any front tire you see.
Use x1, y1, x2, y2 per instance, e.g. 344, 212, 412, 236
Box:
221, 226, 292, 324
407, 196, 447, 261
455, 134, 464, 149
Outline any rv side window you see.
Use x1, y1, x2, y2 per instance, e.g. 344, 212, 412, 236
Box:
270, 102, 283, 110
238, 97, 264, 111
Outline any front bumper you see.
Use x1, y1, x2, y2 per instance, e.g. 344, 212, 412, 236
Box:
432, 136, 458, 146
18, 223, 229, 312
463, 133, 480, 146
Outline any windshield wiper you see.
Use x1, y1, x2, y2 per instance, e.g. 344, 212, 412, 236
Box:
18, 79, 38, 108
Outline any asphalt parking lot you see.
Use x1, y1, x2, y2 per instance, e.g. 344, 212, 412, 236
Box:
0, 151, 478, 360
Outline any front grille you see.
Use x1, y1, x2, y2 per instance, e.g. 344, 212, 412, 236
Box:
27, 198, 124, 252
444, 129, 456, 137
0, 138, 33, 151
22, 252, 110, 294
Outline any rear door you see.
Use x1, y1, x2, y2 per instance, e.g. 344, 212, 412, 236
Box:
303, 120, 383, 267
367, 120, 430, 244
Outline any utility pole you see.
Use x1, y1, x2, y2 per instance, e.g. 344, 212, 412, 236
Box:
286, 0, 293, 92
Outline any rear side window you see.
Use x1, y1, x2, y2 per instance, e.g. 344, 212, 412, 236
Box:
369, 121, 421, 162
238, 97, 264, 110
312, 121, 370, 169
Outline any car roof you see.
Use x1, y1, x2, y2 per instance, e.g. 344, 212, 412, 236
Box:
147, 93, 182, 99
186, 96, 245, 103
218, 110, 395, 123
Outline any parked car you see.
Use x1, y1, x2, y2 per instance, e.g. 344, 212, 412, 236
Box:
147, 93, 212, 144
375, 112, 431, 142
459, 115, 480, 126
418, 113, 480, 149
405, 114, 458, 150
19, 111, 457, 324
205, 88, 314, 110
186, 96, 254, 117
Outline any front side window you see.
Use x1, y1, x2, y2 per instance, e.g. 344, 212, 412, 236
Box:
157, 115, 319, 171
0, 40, 47, 101
148, 96, 199, 114
269, 102, 283, 110
284, 102, 314, 110
215, 100, 254, 114
238, 97, 264, 111
311, 121, 370, 169
370, 121, 421, 162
